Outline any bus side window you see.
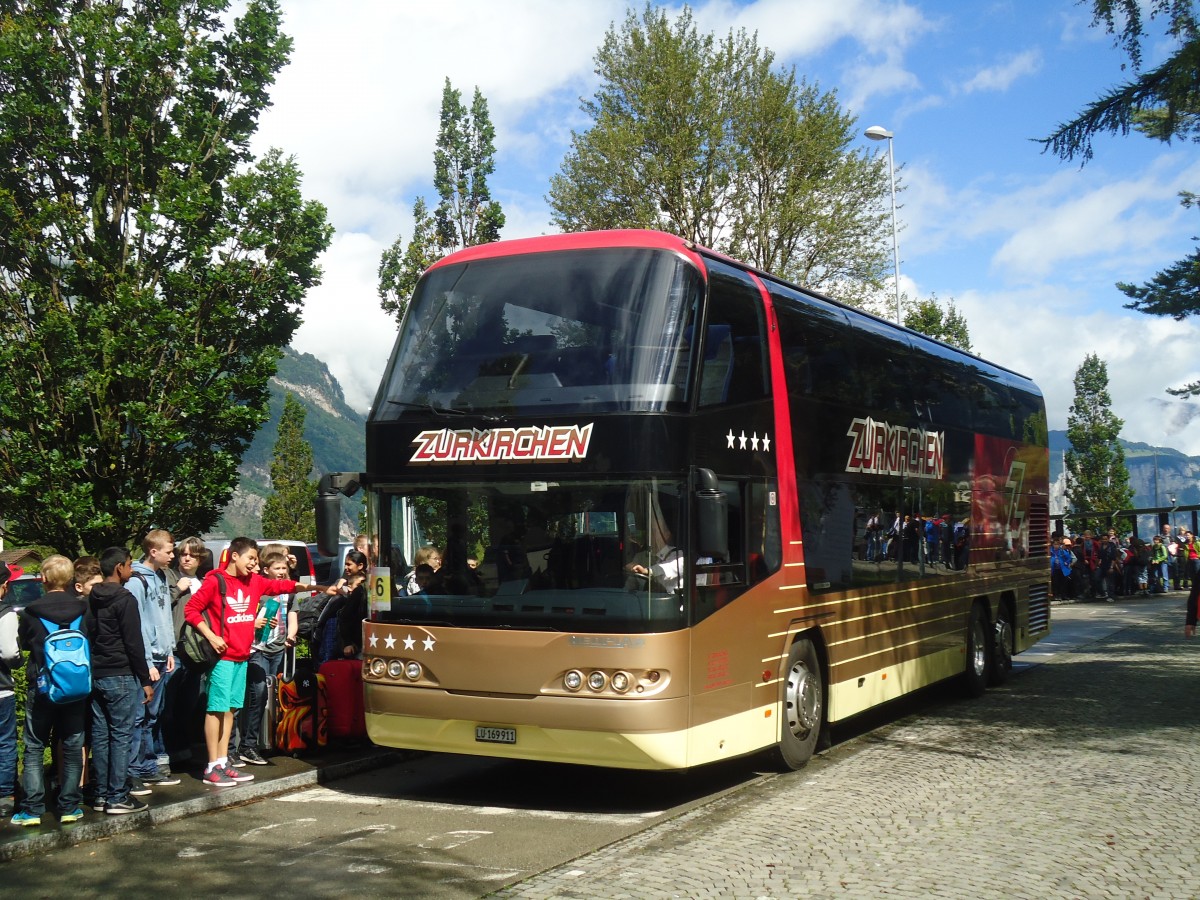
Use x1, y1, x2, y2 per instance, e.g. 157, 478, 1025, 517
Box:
771, 288, 855, 405
699, 262, 769, 407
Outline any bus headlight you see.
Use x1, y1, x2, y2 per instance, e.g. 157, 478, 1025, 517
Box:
387, 660, 405, 679
564, 670, 583, 691
369, 658, 386, 677
611, 671, 631, 693
587, 671, 607, 692
405, 661, 422, 681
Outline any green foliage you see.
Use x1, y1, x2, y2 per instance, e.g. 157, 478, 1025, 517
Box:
902, 294, 973, 352
0, 0, 332, 555
378, 79, 504, 323
1040, 1, 1200, 161
434, 80, 505, 250
1064, 354, 1135, 533
547, 3, 891, 306
378, 197, 440, 322
260, 393, 317, 541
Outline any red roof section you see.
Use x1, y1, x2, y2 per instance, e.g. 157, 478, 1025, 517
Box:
426, 229, 709, 277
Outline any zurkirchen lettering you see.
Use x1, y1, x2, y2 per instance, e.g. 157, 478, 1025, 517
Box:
844, 416, 945, 479
410, 423, 594, 465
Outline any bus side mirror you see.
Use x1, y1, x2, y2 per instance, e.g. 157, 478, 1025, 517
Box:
316, 472, 361, 558
695, 468, 729, 561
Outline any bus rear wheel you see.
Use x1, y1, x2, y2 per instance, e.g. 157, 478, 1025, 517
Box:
988, 604, 1013, 687
772, 638, 825, 770
961, 602, 989, 698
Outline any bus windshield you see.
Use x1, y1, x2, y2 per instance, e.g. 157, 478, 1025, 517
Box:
376, 478, 688, 634
374, 248, 703, 417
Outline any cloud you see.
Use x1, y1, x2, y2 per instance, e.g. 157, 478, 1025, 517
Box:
960, 49, 1042, 93
950, 284, 1200, 455
989, 156, 1200, 280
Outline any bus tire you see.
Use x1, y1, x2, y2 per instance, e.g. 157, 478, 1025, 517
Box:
961, 602, 989, 698
772, 638, 825, 771
988, 603, 1013, 687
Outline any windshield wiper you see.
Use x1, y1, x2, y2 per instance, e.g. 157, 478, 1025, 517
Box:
387, 400, 505, 422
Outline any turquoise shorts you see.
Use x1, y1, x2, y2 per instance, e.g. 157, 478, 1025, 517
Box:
206, 659, 248, 712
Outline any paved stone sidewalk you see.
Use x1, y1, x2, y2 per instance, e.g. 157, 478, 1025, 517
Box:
496, 604, 1200, 899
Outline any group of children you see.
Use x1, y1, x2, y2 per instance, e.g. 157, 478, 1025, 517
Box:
0, 534, 303, 826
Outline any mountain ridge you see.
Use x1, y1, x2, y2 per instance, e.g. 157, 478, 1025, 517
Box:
212, 347, 366, 538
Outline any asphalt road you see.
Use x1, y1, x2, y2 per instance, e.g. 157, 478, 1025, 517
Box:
5, 594, 1178, 899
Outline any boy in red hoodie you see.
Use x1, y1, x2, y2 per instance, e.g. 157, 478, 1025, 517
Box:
184, 537, 298, 787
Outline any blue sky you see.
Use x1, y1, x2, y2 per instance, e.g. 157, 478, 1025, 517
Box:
251, 1, 1200, 455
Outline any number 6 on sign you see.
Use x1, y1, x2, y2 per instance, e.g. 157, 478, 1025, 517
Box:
369, 567, 391, 616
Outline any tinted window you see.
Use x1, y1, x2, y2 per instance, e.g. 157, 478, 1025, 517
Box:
376, 248, 703, 417
699, 262, 769, 407
849, 314, 913, 417
802, 479, 973, 593
770, 287, 855, 404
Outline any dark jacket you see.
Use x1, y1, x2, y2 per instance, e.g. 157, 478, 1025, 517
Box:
337, 583, 368, 653
86, 582, 152, 686
19, 589, 89, 680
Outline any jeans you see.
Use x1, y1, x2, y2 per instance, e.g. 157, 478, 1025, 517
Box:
20, 691, 85, 815
0, 693, 15, 797
130, 657, 174, 778
230, 649, 282, 755
91, 675, 141, 806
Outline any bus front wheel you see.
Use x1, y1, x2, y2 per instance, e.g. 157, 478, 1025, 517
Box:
961, 602, 989, 698
773, 638, 825, 770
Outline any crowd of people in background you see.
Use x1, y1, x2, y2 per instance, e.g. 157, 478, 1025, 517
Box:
1051, 523, 1195, 602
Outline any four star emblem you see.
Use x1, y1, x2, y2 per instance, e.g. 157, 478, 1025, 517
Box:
725, 428, 772, 454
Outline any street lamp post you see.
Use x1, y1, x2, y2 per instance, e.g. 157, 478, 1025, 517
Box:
864, 125, 901, 325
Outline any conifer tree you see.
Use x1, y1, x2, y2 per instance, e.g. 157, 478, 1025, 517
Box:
1041, 2, 1200, 390
260, 393, 317, 542
379, 79, 504, 323
1064, 354, 1134, 533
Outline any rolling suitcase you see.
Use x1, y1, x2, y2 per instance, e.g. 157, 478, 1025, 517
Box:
318, 657, 367, 742
275, 647, 327, 754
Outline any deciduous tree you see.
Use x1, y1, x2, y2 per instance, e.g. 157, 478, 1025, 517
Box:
261, 393, 317, 541
0, 0, 332, 554
1064, 354, 1134, 533
547, 3, 892, 306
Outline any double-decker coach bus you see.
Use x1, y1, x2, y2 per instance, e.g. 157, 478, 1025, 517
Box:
318, 228, 1050, 771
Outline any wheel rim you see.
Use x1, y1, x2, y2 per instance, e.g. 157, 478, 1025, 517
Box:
785, 658, 819, 737
995, 616, 1013, 669
971, 618, 987, 677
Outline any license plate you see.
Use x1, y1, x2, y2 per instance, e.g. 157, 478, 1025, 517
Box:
475, 726, 516, 744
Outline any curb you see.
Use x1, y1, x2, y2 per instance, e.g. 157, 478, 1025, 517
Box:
0, 749, 405, 863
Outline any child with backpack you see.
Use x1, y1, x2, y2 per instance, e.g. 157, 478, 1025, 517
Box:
12, 555, 90, 826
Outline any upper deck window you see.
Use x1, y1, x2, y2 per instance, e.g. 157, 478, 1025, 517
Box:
375, 248, 703, 418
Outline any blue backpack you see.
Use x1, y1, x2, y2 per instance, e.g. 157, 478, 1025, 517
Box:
37, 615, 91, 704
